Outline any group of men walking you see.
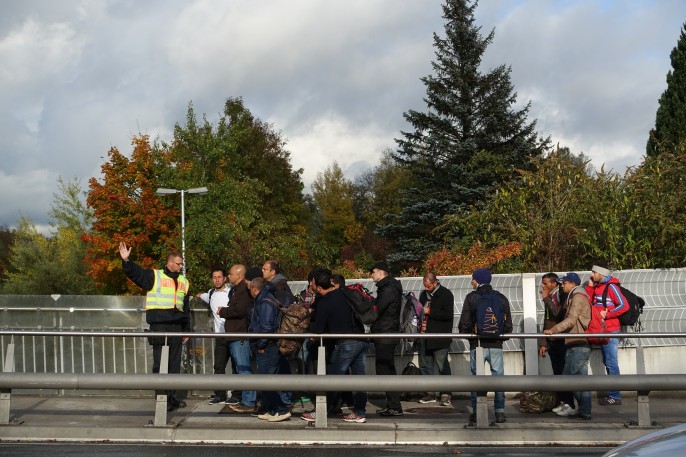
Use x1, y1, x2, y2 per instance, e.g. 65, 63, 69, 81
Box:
119, 241, 628, 424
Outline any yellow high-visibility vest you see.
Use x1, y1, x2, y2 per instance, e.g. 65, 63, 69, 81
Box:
145, 269, 189, 311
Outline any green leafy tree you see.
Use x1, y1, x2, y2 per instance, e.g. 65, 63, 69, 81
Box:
0, 225, 14, 285
4, 178, 97, 294
647, 23, 686, 157
311, 162, 364, 261
381, 0, 549, 266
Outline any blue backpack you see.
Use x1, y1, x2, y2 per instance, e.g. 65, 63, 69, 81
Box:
475, 291, 505, 337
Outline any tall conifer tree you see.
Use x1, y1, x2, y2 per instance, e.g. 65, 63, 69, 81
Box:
647, 24, 686, 157
381, 0, 548, 265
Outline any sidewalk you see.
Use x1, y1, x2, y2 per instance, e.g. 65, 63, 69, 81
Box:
1, 393, 683, 446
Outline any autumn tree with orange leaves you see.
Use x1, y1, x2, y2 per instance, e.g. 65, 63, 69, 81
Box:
83, 136, 179, 294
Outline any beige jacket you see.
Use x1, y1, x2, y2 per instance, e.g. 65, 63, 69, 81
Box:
549, 285, 591, 346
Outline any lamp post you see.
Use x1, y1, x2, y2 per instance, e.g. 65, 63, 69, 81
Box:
155, 187, 208, 276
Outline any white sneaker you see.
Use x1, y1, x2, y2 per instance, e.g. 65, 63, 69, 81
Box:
267, 411, 291, 422
552, 401, 565, 413
555, 404, 577, 417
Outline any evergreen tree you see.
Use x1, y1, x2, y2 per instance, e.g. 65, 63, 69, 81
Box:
647, 23, 686, 157
381, 0, 548, 265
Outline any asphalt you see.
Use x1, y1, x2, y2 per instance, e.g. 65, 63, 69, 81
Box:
1, 392, 684, 446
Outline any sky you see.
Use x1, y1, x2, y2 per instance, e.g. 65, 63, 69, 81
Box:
1, 0, 684, 231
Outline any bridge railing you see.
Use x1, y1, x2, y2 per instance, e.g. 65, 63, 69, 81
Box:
2, 330, 685, 428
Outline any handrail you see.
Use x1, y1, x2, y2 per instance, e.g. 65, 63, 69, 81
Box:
0, 330, 678, 339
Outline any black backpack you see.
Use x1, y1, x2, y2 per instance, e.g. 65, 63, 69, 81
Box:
475, 291, 506, 337
601, 283, 645, 327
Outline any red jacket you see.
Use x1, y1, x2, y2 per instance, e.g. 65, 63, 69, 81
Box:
585, 276, 628, 332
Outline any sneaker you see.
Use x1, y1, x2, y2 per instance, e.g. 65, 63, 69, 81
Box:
439, 394, 452, 407
208, 395, 226, 405
225, 396, 241, 405
267, 411, 292, 422
598, 396, 622, 405
257, 411, 273, 420
230, 402, 257, 413
552, 401, 565, 413
555, 404, 577, 417
377, 408, 403, 417
298, 397, 311, 403
343, 412, 367, 423
495, 412, 507, 423
419, 395, 436, 404
301, 412, 316, 422
251, 409, 267, 417
574, 412, 592, 420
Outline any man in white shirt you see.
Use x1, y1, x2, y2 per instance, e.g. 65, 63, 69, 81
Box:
196, 266, 232, 404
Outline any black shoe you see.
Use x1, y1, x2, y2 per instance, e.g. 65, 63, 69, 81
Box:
495, 412, 507, 423
167, 403, 177, 412
468, 414, 476, 423
377, 408, 403, 417
598, 396, 621, 405
208, 395, 226, 405
173, 400, 187, 409
225, 396, 241, 405
573, 412, 592, 420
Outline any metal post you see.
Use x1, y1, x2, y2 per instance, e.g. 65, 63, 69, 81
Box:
522, 273, 539, 376
180, 189, 186, 276
1, 342, 15, 424
315, 344, 327, 428
475, 346, 489, 428
635, 338, 651, 427
153, 343, 170, 427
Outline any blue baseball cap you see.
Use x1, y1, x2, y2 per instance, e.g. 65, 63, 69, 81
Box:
558, 272, 581, 285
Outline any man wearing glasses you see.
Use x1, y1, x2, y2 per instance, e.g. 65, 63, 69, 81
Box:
119, 242, 191, 412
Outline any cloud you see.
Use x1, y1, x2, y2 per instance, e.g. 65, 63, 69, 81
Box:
0, 0, 685, 229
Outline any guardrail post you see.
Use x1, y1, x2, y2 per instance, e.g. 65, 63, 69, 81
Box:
153, 343, 169, 427
1, 341, 15, 425
521, 273, 539, 376
635, 338, 651, 427
314, 344, 327, 428
475, 346, 489, 428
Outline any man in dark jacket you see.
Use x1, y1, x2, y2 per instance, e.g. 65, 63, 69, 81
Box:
417, 272, 455, 406
217, 264, 256, 413
369, 261, 404, 416
248, 277, 291, 422
118, 242, 190, 412
458, 268, 513, 424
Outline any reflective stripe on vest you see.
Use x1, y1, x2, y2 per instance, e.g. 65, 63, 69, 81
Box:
145, 269, 189, 311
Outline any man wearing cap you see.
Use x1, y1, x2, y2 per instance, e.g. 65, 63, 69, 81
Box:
369, 260, 404, 417
458, 268, 513, 424
585, 265, 628, 406
538, 272, 572, 413
544, 272, 593, 419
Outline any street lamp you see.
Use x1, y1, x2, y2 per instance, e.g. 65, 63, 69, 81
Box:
155, 187, 208, 276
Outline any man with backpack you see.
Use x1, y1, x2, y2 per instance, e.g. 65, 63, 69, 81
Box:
585, 265, 629, 406
300, 270, 369, 423
543, 272, 593, 420
369, 261, 404, 417
248, 277, 291, 422
458, 268, 513, 424
417, 272, 455, 407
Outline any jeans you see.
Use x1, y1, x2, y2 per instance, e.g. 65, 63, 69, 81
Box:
255, 344, 288, 414
374, 342, 402, 410
228, 340, 256, 406
469, 348, 505, 413
563, 345, 592, 416
548, 339, 573, 406
601, 331, 621, 400
418, 339, 451, 396
327, 339, 369, 415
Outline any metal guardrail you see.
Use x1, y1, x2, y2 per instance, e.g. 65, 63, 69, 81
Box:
2, 330, 684, 428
